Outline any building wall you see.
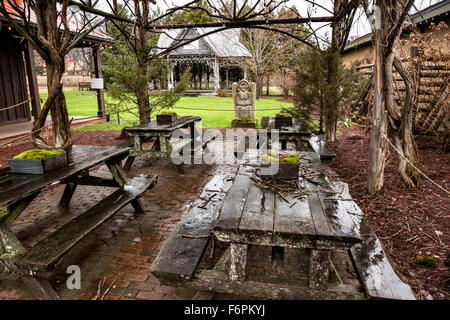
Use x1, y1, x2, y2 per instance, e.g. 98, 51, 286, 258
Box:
343, 20, 450, 66
0, 30, 31, 125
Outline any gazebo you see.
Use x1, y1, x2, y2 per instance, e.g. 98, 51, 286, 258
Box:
157, 27, 251, 93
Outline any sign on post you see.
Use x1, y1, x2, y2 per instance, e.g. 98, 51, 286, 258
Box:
91, 78, 104, 90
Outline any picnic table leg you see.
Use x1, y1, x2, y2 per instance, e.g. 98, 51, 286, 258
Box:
159, 135, 172, 155
190, 121, 202, 152
58, 182, 77, 208
22, 276, 59, 300
133, 135, 142, 152
0, 224, 26, 258
0, 192, 38, 227
123, 156, 135, 171
106, 158, 145, 213
281, 139, 287, 150
271, 246, 284, 278
308, 249, 331, 290
229, 243, 248, 281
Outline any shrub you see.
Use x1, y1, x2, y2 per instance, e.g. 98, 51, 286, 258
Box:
218, 90, 232, 97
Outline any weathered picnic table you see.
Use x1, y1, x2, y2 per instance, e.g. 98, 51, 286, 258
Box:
124, 116, 206, 169
212, 152, 362, 296
152, 151, 415, 300
259, 116, 312, 151
0, 145, 158, 298
236, 117, 335, 162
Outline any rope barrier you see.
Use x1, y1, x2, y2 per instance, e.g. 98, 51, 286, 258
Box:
350, 121, 449, 196
0, 99, 32, 112
0, 123, 52, 148
381, 132, 450, 197
171, 106, 283, 112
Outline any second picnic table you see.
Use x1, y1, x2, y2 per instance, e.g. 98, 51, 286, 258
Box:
125, 116, 202, 168
212, 152, 362, 290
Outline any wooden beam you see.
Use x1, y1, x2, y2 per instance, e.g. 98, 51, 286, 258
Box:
160, 269, 365, 300
23, 42, 40, 119
92, 46, 105, 117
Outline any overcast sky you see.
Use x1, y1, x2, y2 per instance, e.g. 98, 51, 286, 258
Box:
98, 0, 443, 41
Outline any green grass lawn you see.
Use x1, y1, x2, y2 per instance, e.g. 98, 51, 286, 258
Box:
40, 90, 293, 131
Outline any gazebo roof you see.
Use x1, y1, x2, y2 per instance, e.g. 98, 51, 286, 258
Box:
157, 27, 251, 58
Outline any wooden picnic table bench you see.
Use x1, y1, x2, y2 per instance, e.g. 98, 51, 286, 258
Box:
259, 117, 336, 162
78, 82, 92, 91
0, 145, 158, 299
125, 116, 213, 169
152, 151, 415, 300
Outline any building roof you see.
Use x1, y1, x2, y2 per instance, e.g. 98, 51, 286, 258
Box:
157, 27, 251, 58
0, 1, 112, 43
344, 0, 450, 52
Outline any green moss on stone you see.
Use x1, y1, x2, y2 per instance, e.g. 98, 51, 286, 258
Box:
233, 118, 256, 123
13, 149, 65, 160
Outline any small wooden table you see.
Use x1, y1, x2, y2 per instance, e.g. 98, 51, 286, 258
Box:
213, 152, 362, 292
125, 116, 202, 167
259, 117, 312, 151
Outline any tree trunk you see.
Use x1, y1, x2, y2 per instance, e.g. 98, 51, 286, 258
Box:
367, 0, 416, 193
325, 49, 340, 142
134, 0, 151, 124
255, 76, 262, 100
32, 58, 72, 149
390, 57, 420, 187
368, 28, 388, 193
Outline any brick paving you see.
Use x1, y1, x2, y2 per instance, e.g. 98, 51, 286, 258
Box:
0, 154, 240, 300
0, 141, 360, 300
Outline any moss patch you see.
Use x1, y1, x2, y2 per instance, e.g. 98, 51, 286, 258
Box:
13, 149, 65, 160
416, 256, 437, 267
275, 113, 292, 118
158, 111, 177, 116
233, 118, 256, 123
262, 152, 299, 163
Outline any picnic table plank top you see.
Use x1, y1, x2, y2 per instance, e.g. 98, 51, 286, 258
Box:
125, 116, 202, 133
260, 117, 311, 136
213, 152, 362, 247
0, 145, 130, 209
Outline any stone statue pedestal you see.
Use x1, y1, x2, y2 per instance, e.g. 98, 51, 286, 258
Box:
231, 119, 258, 128
232, 80, 257, 128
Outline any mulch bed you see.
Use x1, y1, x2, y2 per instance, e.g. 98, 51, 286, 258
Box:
327, 125, 449, 300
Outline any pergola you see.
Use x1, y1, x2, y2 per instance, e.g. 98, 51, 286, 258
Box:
158, 27, 251, 92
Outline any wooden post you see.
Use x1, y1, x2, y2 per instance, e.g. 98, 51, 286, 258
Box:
271, 246, 284, 277
24, 42, 41, 119
309, 249, 330, 289
214, 58, 220, 92
226, 67, 229, 90
92, 46, 105, 117
199, 64, 203, 90
229, 243, 247, 281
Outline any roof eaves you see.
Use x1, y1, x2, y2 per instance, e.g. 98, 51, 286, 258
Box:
343, 0, 450, 53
